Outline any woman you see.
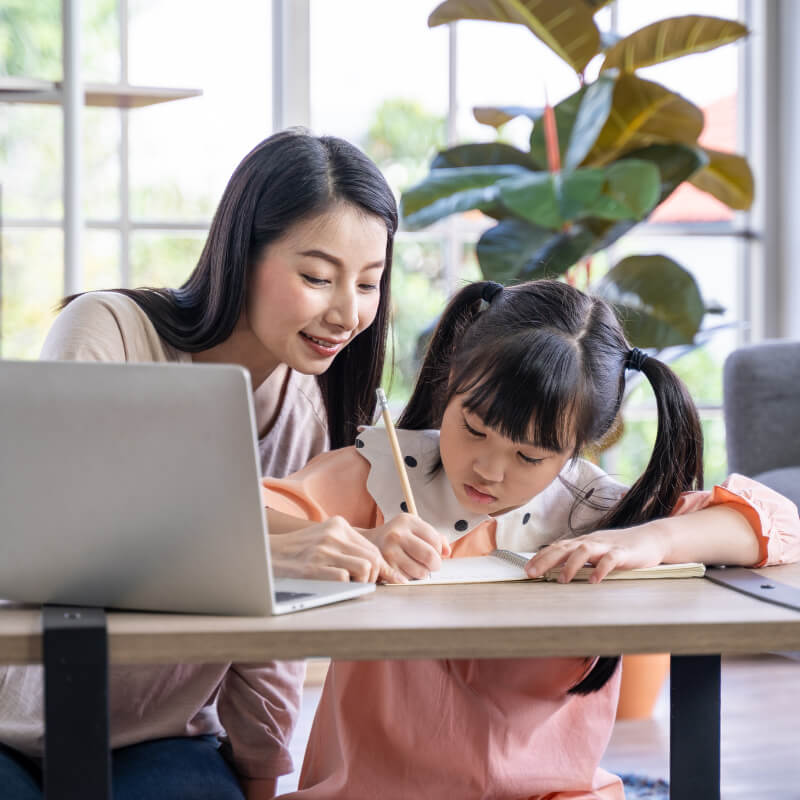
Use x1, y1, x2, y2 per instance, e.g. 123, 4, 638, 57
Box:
0, 129, 436, 800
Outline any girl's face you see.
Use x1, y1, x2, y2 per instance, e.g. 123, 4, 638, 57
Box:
245, 203, 388, 375
439, 394, 573, 516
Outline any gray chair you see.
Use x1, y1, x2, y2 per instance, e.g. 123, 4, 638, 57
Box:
723, 340, 800, 507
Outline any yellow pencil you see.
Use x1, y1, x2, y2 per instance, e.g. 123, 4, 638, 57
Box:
375, 388, 418, 517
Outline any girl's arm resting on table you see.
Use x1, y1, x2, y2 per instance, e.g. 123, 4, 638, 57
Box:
526, 505, 760, 583
527, 475, 800, 583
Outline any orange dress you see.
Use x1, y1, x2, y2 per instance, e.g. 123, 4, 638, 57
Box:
263, 429, 800, 800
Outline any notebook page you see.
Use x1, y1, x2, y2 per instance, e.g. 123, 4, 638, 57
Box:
385, 551, 537, 586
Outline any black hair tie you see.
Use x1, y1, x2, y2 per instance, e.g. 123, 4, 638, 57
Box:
625, 347, 649, 371
481, 281, 504, 304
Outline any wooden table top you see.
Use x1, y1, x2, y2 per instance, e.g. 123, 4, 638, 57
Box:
2, 565, 800, 665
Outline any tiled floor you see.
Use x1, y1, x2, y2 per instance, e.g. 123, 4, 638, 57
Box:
276, 654, 800, 798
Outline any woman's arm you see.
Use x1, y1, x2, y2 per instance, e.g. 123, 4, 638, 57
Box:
268, 511, 398, 583
267, 508, 446, 584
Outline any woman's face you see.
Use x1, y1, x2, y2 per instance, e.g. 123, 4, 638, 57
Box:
439, 394, 573, 516
246, 203, 388, 375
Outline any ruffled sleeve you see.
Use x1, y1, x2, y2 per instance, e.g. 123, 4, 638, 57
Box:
672, 473, 800, 567
261, 446, 379, 529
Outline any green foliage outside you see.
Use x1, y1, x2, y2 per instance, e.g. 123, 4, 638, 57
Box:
130, 233, 204, 289
363, 97, 447, 198
0, 0, 62, 82
363, 99, 449, 404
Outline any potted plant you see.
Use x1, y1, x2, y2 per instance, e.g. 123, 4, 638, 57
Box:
401, 1, 752, 351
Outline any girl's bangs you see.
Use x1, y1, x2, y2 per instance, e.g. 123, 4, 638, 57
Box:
452, 334, 583, 454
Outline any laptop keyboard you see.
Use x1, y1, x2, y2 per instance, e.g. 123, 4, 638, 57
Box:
274, 590, 314, 603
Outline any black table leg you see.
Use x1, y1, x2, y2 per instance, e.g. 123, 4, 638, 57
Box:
42, 606, 111, 800
670, 654, 721, 800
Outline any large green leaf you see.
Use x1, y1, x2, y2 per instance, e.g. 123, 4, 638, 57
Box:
619, 143, 709, 200
475, 219, 557, 283
688, 147, 754, 210
473, 105, 543, 128
592, 159, 660, 218
428, 0, 601, 73
517, 226, 598, 279
577, 144, 707, 252
496, 172, 563, 229
559, 145, 708, 257
563, 72, 617, 170
601, 15, 748, 73
585, 73, 704, 165
496, 161, 659, 228
400, 165, 528, 229
431, 142, 539, 170
594, 254, 706, 347
476, 218, 596, 282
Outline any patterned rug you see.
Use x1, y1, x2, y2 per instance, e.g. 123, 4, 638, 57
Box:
620, 774, 670, 798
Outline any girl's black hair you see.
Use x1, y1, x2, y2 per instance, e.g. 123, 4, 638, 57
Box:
63, 128, 397, 449
398, 279, 704, 695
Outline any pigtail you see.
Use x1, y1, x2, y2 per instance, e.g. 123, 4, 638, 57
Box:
397, 281, 496, 430
569, 353, 703, 696
597, 356, 704, 530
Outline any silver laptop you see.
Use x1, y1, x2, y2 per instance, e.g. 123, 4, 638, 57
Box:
0, 359, 374, 615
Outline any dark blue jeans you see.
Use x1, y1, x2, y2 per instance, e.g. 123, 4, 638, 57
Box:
0, 736, 245, 799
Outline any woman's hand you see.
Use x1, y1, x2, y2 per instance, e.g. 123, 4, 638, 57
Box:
359, 513, 452, 581
525, 524, 670, 583
269, 516, 403, 584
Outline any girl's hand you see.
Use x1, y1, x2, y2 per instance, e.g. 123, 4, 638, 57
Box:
525, 523, 670, 584
360, 514, 452, 581
269, 517, 403, 584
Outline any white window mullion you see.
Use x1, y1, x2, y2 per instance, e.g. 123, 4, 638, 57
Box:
272, 0, 310, 130
443, 22, 459, 297
63, 0, 83, 294
119, 0, 131, 287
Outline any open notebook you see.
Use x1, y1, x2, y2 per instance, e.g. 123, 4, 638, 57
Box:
387, 549, 706, 586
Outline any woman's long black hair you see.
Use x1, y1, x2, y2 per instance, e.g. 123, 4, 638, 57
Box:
399, 279, 704, 695
65, 129, 397, 449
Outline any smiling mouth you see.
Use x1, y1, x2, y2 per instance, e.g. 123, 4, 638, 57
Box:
464, 484, 497, 504
300, 332, 347, 352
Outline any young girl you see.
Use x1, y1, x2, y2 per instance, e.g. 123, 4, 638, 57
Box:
263, 279, 800, 800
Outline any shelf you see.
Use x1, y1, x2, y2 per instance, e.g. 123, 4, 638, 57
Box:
0, 77, 202, 108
